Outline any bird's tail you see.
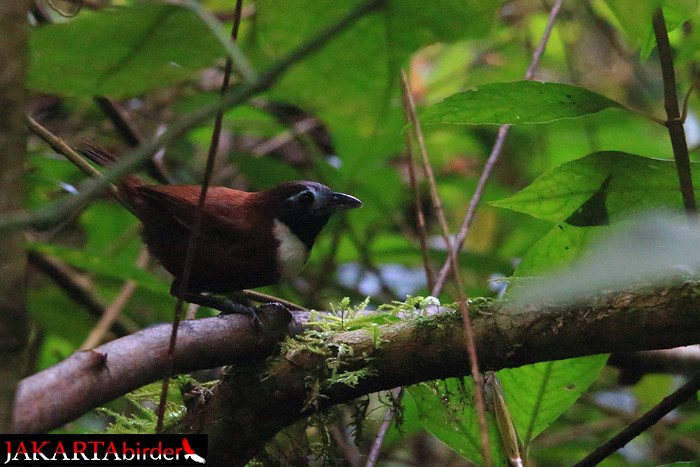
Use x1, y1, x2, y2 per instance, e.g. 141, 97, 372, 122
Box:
79, 143, 147, 209
79, 144, 119, 167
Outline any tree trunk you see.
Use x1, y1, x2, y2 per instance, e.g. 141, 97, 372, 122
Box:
0, 0, 31, 433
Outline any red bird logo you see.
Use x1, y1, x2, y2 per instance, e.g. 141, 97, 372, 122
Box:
181, 437, 206, 464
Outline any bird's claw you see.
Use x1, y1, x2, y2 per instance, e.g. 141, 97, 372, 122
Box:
184, 293, 260, 326
183, 293, 291, 329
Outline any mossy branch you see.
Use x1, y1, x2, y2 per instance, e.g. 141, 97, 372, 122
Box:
12, 284, 700, 465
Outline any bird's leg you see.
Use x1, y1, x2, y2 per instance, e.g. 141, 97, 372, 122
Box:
242, 290, 308, 311
182, 293, 258, 321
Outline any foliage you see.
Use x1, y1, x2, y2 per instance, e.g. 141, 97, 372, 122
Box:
15, 0, 700, 465
99, 377, 194, 434
280, 296, 444, 412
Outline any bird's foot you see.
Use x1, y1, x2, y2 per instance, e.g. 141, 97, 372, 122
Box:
183, 293, 259, 325
215, 300, 259, 318
181, 294, 291, 329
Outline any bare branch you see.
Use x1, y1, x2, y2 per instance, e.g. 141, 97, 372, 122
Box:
13, 305, 293, 434
574, 372, 700, 467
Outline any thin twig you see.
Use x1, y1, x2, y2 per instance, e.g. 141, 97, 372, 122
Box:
574, 373, 700, 466
93, 97, 173, 184
401, 83, 435, 292
652, 8, 697, 214
27, 249, 139, 336
93, 96, 141, 148
184, 0, 256, 84
363, 64, 481, 461
155, 0, 244, 433
250, 117, 319, 157
365, 387, 403, 467
680, 73, 698, 123
25, 115, 122, 202
431, 0, 564, 296
401, 71, 491, 467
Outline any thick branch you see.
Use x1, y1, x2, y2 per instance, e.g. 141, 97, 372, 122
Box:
185, 285, 700, 466
12, 285, 700, 450
12, 305, 293, 433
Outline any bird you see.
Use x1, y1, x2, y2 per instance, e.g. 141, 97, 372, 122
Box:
80, 146, 362, 316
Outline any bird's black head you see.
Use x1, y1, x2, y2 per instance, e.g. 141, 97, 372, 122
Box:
271, 181, 362, 249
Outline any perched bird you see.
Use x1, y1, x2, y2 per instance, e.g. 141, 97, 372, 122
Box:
81, 146, 362, 315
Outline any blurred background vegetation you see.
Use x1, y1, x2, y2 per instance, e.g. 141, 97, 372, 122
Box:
18, 0, 700, 464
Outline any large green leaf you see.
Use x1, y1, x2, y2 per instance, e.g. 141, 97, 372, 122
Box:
408, 362, 606, 463
602, 0, 698, 59
420, 81, 623, 125
408, 379, 508, 465
511, 213, 700, 305
602, 0, 662, 57
498, 356, 608, 447
491, 152, 696, 223
29, 3, 226, 98
252, 0, 500, 169
511, 224, 604, 279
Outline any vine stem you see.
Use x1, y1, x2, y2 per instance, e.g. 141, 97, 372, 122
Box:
431, 0, 564, 296
574, 8, 700, 464
401, 71, 492, 467
652, 8, 697, 214
574, 373, 700, 466
156, 0, 246, 433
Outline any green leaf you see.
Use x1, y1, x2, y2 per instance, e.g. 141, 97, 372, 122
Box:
602, 0, 661, 57
602, 0, 698, 59
79, 200, 141, 257
511, 213, 700, 304
410, 353, 605, 460
421, 81, 623, 125
29, 3, 226, 98
512, 224, 604, 278
383, 0, 499, 74
408, 379, 508, 465
252, 0, 500, 168
662, 0, 699, 29
642, 1, 698, 58
498, 355, 608, 446
491, 152, 696, 223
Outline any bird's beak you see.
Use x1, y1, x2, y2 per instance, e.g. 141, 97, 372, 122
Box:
329, 192, 363, 210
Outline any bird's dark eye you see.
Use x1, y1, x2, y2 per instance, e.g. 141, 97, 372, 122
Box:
298, 191, 315, 205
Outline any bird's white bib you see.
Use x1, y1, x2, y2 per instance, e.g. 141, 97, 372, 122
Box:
273, 219, 310, 280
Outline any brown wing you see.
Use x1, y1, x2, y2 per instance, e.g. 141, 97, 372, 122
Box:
134, 185, 279, 293
136, 185, 267, 236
